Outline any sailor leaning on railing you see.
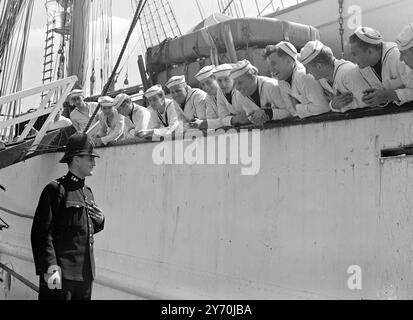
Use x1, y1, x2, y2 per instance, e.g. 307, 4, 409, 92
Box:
67, 89, 99, 134
299, 40, 369, 113
54, 22, 413, 146
397, 23, 413, 90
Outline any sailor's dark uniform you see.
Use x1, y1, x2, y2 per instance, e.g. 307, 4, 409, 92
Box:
31, 171, 104, 300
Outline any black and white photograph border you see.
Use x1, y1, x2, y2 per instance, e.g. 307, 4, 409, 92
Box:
1, 0, 413, 307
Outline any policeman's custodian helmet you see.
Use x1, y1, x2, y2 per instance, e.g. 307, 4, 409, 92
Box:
60, 133, 100, 163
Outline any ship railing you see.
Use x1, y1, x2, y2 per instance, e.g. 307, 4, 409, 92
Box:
0, 76, 77, 155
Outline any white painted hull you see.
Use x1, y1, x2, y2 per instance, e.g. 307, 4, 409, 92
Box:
2, 107, 413, 299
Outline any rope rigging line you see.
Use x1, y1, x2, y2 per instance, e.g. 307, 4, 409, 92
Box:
0, 0, 34, 141
83, 0, 148, 134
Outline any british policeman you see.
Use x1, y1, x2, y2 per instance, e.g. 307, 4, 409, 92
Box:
31, 133, 105, 300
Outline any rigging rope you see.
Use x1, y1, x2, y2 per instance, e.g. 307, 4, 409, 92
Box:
83, 0, 148, 133
0, 0, 34, 141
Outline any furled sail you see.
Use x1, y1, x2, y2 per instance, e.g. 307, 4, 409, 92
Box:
68, 0, 91, 89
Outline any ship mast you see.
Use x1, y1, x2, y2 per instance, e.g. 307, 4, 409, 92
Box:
44, 0, 91, 90
68, 0, 91, 89
0, 0, 34, 141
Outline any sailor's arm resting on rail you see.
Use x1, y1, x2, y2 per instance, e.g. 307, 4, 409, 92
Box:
265, 82, 293, 121
295, 74, 330, 118
101, 113, 125, 145
394, 65, 413, 105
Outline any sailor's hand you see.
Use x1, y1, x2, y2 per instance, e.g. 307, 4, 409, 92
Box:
137, 129, 154, 139
331, 92, 353, 111
189, 118, 204, 129
231, 112, 250, 126
362, 88, 395, 106
249, 109, 270, 126
44, 265, 62, 290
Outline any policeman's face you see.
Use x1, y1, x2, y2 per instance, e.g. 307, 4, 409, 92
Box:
199, 77, 219, 96
267, 52, 294, 81
148, 93, 165, 111
169, 85, 187, 105
71, 96, 85, 109
400, 48, 413, 69
233, 73, 257, 97
74, 155, 96, 178
117, 100, 133, 117
217, 76, 234, 94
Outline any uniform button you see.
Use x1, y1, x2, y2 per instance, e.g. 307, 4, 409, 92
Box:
89, 224, 92, 228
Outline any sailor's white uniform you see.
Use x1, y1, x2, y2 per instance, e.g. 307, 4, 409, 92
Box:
205, 94, 223, 129
217, 88, 245, 127
70, 102, 99, 132
278, 63, 330, 118
176, 86, 208, 122
357, 42, 413, 105
97, 109, 125, 145
123, 103, 157, 139
238, 76, 292, 121
148, 98, 182, 136
318, 59, 370, 112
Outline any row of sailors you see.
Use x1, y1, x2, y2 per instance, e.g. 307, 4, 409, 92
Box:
67, 24, 413, 145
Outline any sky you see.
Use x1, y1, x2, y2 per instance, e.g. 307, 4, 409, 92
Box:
22, 0, 300, 106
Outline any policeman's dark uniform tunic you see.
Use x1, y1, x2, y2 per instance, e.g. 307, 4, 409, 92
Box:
31, 134, 104, 300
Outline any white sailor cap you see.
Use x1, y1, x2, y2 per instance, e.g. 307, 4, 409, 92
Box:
229, 60, 258, 80
195, 65, 216, 82
113, 93, 129, 109
353, 26, 383, 45
396, 23, 413, 52
98, 96, 114, 107
165, 75, 186, 89
144, 84, 163, 99
212, 64, 234, 78
68, 89, 84, 99
299, 40, 324, 65
275, 41, 298, 60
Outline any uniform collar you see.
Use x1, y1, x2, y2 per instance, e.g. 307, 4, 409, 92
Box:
65, 171, 85, 188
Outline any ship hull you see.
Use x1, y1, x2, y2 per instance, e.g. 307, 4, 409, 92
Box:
2, 105, 413, 299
